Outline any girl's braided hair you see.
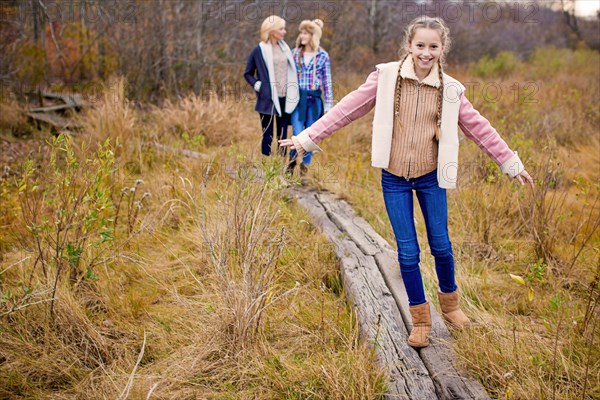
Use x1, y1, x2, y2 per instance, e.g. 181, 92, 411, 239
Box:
395, 16, 451, 139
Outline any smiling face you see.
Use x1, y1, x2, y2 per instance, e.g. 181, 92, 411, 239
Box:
299, 29, 312, 47
408, 27, 444, 79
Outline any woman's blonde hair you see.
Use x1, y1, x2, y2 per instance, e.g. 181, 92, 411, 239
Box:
260, 15, 285, 43
396, 16, 452, 139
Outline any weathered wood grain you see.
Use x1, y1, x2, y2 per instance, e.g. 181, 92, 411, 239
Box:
293, 188, 438, 399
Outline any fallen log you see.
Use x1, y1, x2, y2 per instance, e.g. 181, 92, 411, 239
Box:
25, 91, 85, 133
28, 92, 85, 108
26, 112, 80, 131
29, 103, 79, 113
145, 142, 209, 160
291, 187, 438, 399
312, 191, 491, 400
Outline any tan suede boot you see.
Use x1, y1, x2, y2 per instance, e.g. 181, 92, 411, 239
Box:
407, 302, 432, 348
438, 291, 471, 329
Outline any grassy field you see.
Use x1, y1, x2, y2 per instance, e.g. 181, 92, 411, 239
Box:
0, 47, 598, 399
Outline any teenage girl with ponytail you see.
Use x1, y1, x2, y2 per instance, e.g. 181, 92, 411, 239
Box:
280, 16, 534, 348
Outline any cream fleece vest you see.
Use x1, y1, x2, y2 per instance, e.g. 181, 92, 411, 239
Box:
372, 58, 465, 189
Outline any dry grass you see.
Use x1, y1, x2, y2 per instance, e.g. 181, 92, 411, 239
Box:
77, 77, 138, 144
0, 81, 385, 399
147, 92, 255, 148
0, 97, 29, 136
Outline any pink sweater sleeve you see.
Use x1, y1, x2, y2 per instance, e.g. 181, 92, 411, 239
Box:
305, 70, 379, 144
458, 92, 516, 166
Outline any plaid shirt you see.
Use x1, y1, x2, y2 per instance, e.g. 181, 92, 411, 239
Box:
293, 48, 333, 112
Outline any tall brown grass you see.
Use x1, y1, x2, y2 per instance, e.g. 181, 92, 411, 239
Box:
77, 77, 138, 144
0, 97, 29, 136
148, 92, 253, 148
0, 79, 385, 399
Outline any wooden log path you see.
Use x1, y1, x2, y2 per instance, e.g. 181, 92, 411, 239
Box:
288, 186, 491, 399
27, 92, 85, 111
220, 162, 491, 399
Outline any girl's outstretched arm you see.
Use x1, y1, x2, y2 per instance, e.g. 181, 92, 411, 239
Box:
280, 69, 379, 153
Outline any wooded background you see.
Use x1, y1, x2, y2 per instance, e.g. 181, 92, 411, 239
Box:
1, 0, 598, 101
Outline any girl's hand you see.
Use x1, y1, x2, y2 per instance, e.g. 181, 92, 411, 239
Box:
279, 137, 306, 158
515, 169, 534, 190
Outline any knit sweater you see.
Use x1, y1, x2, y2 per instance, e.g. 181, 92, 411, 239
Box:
388, 76, 440, 179
272, 44, 288, 97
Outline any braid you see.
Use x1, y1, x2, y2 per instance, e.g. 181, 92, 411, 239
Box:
394, 54, 410, 117
436, 58, 444, 140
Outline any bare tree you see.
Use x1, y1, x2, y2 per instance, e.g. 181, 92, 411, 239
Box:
1, 0, 597, 101
561, 0, 582, 42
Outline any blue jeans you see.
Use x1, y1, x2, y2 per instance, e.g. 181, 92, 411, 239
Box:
381, 169, 458, 306
290, 96, 323, 165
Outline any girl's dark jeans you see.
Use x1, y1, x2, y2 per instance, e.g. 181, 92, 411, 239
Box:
381, 168, 458, 306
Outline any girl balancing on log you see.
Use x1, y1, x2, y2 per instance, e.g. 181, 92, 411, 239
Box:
279, 16, 534, 348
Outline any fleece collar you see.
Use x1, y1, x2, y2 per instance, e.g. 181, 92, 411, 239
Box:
399, 55, 440, 88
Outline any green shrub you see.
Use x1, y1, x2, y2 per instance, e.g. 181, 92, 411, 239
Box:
471, 51, 522, 79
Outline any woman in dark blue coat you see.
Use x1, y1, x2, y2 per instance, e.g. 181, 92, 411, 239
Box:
244, 16, 299, 156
